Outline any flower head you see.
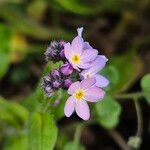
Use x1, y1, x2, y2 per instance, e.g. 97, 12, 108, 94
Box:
64, 78, 105, 120
42, 27, 109, 121
64, 28, 98, 71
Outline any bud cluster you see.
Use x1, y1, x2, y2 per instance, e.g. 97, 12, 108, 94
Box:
42, 42, 80, 97
44, 41, 65, 62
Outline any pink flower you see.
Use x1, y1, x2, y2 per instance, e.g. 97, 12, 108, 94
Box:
64, 78, 105, 120
80, 55, 109, 88
64, 28, 98, 71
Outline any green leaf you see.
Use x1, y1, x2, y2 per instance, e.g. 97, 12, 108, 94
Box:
0, 97, 28, 128
0, 6, 72, 40
63, 142, 85, 150
102, 51, 142, 94
95, 96, 121, 129
21, 92, 42, 113
55, 0, 125, 15
29, 112, 58, 150
0, 24, 11, 79
0, 52, 10, 79
141, 74, 150, 103
27, 0, 48, 21
0, 24, 12, 52
3, 132, 28, 150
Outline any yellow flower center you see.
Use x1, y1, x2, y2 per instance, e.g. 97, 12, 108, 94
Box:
71, 54, 80, 64
75, 89, 85, 100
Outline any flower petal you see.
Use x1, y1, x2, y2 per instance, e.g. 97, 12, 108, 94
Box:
77, 27, 83, 37
64, 42, 73, 60
94, 74, 109, 87
88, 55, 108, 74
68, 81, 80, 95
75, 100, 90, 120
64, 96, 75, 117
85, 87, 105, 102
77, 62, 91, 69
80, 78, 96, 89
81, 49, 98, 63
83, 42, 92, 49
71, 36, 84, 54
80, 69, 90, 79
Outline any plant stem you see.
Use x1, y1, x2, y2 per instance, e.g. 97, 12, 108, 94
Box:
73, 124, 83, 144
107, 130, 130, 150
115, 92, 145, 100
134, 99, 143, 137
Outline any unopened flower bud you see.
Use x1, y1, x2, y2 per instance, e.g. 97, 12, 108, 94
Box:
44, 41, 65, 62
60, 49, 65, 59
41, 75, 53, 97
64, 79, 72, 88
60, 62, 73, 76
51, 69, 60, 79
52, 80, 61, 89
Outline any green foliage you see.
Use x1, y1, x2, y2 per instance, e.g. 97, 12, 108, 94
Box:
0, 52, 10, 79
0, 24, 12, 52
10, 67, 30, 84
95, 96, 121, 129
3, 132, 28, 150
0, 5, 72, 40
63, 142, 85, 150
50, 89, 68, 120
55, 0, 128, 15
0, 24, 11, 79
141, 74, 150, 103
21, 92, 42, 113
29, 112, 58, 150
27, 0, 48, 21
0, 97, 28, 128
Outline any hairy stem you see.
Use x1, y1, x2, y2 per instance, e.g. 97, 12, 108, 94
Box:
108, 130, 130, 150
134, 99, 143, 137
74, 124, 83, 144
115, 92, 145, 100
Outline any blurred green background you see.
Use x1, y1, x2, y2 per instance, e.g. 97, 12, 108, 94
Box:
0, 0, 150, 150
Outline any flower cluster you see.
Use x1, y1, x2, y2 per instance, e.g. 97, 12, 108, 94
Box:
42, 27, 109, 120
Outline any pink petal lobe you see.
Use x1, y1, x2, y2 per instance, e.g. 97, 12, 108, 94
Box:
77, 62, 91, 69
81, 49, 98, 62
94, 74, 109, 87
83, 42, 92, 49
85, 87, 105, 102
75, 100, 90, 120
88, 55, 108, 74
64, 96, 75, 117
68, 81, 80, 95
77, 27, 83, 37
64, 43, 72, 60
80, 78, 96, 89
71, 36, 84, 54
